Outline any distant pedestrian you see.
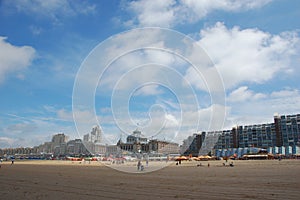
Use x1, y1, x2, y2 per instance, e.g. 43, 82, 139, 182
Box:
0, 158, 2, 168
11, 159, 14, 165
137, 160, 141, 171
207, 163, 210, 167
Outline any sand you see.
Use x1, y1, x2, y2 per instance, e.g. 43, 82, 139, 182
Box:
0, 159, 299, 199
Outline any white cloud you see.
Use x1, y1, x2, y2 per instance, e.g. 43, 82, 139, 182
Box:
197, 22, 299, 89
124, 0, 272, 27
0, 107, 82, 148
56, 109, 74, 122
228, 86, 266, 102
29, 25, 43, 35
126, 0, 176, 27
271, 88, 299, 98
6, 123, 37, 135
98, 48, 185, 93
0, 37, 35, 83
197, 104, 228, 131
165, 113, 179, 126
180, 0, 272, 23
227, 88, 300, 127
3, 0, 96, 24
75, 28, 227, 143
0, 137, 15, 147
57, 109, 96, 125
134, 84, 163, 96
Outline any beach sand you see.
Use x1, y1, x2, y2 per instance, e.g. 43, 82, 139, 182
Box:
0, 159, 299, 199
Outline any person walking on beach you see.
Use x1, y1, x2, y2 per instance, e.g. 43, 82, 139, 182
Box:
137, 160, 141, 171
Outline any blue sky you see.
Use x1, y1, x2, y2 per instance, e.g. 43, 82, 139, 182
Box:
0, 0, 299, 148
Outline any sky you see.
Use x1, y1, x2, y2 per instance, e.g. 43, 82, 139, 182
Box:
0, 0, 299, 148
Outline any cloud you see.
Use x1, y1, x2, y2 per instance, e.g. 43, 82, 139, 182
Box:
228, 86, 266, 102
194, 22, 299, 89
0, 37, 35, 83
125, 0, 176, 27
0, 137, 16, 148
123, 0, 272, 27
134, 85, 163, 96
74, 28, 227, 144
179, 0, 272, 23
29, 25, 43, 35
6, 123, 37, 135
227, 88, 300, 127
271, 88, 299, 98
57, 109, 97, 126
0, 107, 81, 148
3, 0, 96, 24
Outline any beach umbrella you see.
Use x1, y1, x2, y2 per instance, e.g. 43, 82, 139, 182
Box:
175, 156, 188, 161
190, 157, 200, 161
198, 155, 211, 161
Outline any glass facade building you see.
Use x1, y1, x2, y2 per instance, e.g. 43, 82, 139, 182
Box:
213, 114, 300, 156
275, 114, 300, 147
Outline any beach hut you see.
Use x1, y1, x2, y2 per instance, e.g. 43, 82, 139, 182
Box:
242, 148, 248, 155
272, 146, 279, 154
278, 146, 285, 155
221, 149, 226, 157
292, 145, 300, 155
215, 149, 221, 158
285, 146, 292, 156
237, 148, 243, 158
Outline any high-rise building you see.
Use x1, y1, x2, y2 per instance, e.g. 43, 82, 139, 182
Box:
67, 139, 89, 155
181, 133, 205, 156
274, 114, 300, 147
82, 125, 103, 154
51, 133, 68, 155
91, 125, 102, 143
83, 125, 102, 143
235, 123, 275, 148
182, 113, 300, 156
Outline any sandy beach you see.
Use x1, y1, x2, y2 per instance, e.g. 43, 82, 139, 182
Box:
0, 159, 299, 199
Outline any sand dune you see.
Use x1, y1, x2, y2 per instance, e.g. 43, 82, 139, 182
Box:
0, 160, 299, 199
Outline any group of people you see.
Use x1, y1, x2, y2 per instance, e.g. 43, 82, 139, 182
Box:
0, 158, 14, 168
195, 161, 234, 167
196, 163, 210, 167
223, 161, 234, 167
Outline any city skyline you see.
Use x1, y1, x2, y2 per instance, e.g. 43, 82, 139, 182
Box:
1, 112, 299, 155
1, 1, 300, 148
